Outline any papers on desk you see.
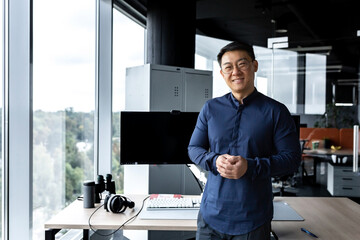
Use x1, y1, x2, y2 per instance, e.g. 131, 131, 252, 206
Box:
273, 201, 303, 221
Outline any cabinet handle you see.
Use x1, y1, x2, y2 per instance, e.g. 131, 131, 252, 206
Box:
342, 178, 353, 181
342, 187, 353, 190
343, 170, 352, 173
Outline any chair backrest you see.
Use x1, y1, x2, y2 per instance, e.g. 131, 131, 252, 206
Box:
300, 127, 340, 148
299, 139, 307, 152
339, 128, 360, 149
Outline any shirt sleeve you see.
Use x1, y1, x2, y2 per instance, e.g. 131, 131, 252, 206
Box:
247, 105, 302, 180
188, 104, 219, 175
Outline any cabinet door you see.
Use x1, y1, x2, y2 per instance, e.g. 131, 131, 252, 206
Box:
150, 68, 183, 111
184, 71, 212, 112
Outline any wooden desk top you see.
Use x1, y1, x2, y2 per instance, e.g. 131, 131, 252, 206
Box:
303, 148, 354, 156
45, 195, 360, 239
272, 197, 360, 239
44, 195, 197, 231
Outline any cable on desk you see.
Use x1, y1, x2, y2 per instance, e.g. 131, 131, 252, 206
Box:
88, 195, 150, 237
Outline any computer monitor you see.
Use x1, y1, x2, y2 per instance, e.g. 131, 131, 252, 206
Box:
120, 111, 199, 165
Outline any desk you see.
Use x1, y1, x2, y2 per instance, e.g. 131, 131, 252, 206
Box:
303, 148, 355, 184
303, 148, 354, 157
45, 195, 360, 240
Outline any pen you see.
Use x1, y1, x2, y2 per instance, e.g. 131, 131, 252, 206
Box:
301, 228, 318, 238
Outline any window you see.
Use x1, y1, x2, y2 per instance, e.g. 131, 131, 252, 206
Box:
255, 47, 298, 113
32, 0, 95, 238
112, 8, 145, 194
305, 53, 326, 114
195, 35, 230, 98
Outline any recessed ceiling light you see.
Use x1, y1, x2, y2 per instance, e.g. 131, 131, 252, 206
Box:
357, 30, 360, 36
335, 103, 354, 107
275, 29, 288, 33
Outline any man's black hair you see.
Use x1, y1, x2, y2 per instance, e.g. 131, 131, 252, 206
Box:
217, 41, 256, 66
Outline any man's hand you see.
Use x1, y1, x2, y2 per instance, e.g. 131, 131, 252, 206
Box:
216, 154, 248, 179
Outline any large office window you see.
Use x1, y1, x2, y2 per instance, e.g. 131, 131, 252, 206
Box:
112, 8, 145, 194
32, 0, 95, 239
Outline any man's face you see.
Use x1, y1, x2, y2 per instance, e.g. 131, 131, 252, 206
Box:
220, 50, 258, 96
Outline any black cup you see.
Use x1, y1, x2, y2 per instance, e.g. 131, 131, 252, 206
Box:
83, 180, 95, 208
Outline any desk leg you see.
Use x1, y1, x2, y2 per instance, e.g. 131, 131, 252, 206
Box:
83, 229, 89, 240
313, 157, 318, 184
45, 229, 60, 240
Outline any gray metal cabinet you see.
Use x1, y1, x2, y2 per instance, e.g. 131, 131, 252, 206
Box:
125, 64, 212, 112
327, 163, 360, 197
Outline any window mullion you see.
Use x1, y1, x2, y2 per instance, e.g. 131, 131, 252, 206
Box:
95, 0, 113, 176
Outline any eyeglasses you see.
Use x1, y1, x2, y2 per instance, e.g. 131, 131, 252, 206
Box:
221, 59, 252, 74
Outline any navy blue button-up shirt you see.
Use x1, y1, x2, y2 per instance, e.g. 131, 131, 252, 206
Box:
188, 89, 301, 235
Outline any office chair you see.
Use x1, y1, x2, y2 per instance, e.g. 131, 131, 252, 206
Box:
272, 174, 297, 196
272, 140, 306, 196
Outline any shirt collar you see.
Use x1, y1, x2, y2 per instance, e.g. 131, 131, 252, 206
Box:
230, 88, 259, 107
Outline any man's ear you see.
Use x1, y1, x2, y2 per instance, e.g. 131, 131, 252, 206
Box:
253, 60, 259, 72
220, 69, 225, 78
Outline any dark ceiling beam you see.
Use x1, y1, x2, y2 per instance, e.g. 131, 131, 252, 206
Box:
283, 2, 322, 44
196, 18, 234, 42
146, 0, 196, 68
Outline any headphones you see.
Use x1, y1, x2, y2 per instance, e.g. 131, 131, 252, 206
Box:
104, 194, 135, 213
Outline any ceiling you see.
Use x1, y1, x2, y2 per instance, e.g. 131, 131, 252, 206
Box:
121, 0, 360, 82
196, 0, 360, 81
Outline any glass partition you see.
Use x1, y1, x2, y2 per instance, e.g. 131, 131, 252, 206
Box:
195, 35, 326, 115
305, 53, 326, 114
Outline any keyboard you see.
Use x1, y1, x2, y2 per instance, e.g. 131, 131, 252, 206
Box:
146, 196, 201, 211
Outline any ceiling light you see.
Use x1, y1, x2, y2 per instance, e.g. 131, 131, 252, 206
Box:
287, 46, 332, 52
267, 36, 288, 49
335, 103, 354, 107
357, 30, 360, 36
275, 29, 288, 33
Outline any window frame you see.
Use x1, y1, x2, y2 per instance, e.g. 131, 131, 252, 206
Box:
3, 0, 33, 239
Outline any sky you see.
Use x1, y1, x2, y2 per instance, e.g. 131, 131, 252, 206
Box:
33, 0, 96, 112
32, 0, 144, 112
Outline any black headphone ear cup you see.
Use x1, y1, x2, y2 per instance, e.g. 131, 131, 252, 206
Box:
111, 195, 126, 213
106, 194, 116, 212
104, 194, 135, 213
103, 194, 111, 212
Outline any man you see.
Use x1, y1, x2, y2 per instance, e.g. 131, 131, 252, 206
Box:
188, 41, 301, 240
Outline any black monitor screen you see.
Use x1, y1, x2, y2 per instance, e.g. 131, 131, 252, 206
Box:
120, 111, 199, 165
